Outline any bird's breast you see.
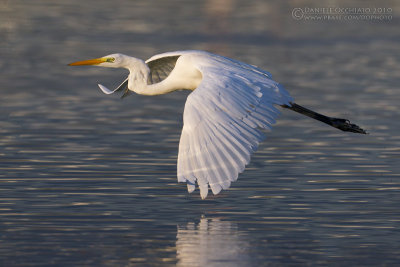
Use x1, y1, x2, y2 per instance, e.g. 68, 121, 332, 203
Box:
170, 55, 203, 91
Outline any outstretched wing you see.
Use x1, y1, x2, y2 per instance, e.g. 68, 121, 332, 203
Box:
177, 52, 293, 199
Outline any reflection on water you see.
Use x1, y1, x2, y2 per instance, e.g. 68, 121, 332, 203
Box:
1, 0, 400, 266
176, 217, 249, 267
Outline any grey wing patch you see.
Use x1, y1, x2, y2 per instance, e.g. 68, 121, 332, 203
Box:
147, 56, 180, 84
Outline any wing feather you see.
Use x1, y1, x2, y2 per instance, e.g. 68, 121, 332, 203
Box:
174, 51, 293, 198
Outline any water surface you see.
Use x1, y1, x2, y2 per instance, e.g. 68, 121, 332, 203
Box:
1, 0, 400, 266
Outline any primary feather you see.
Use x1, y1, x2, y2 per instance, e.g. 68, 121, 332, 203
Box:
148, 51, 293, 199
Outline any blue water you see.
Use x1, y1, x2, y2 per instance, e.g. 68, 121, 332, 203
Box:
1, 1, 400, 266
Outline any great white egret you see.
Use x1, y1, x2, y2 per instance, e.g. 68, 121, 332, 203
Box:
69, 50, 366, 199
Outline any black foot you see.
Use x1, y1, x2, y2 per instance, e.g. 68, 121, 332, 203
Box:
330, 118, 367, 134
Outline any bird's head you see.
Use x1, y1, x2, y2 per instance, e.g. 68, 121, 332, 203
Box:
68, 53, 128, 68
68, 53, 149, 96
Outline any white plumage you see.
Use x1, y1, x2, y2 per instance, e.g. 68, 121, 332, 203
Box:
164, 51, 292, 199
147, 51, 292, 198
69, 50, 365, 199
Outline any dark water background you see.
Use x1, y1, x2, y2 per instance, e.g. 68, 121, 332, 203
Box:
1, 0, 400, 266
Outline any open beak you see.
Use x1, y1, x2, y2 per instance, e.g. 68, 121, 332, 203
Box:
68, 57, 106, 66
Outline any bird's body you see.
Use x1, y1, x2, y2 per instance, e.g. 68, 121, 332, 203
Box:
69, 50, 366, 199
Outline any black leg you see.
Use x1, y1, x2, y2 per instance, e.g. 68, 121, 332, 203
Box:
282, 102, 367, 134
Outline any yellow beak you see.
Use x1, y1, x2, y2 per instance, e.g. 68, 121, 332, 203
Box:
68, 57, 106, 66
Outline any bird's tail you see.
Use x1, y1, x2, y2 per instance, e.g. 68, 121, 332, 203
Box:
282, 102, 367, 134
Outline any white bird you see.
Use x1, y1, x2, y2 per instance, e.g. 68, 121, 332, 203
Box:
69, 50, 366, 199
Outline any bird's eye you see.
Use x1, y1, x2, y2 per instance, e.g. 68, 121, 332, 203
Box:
106, 57, 115, 63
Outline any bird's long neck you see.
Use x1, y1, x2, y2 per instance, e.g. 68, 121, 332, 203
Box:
125, 58, 150, 94
125, 58, 178, 96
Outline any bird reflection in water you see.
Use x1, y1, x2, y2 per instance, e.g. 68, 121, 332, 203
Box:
176, 217, 250, 266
